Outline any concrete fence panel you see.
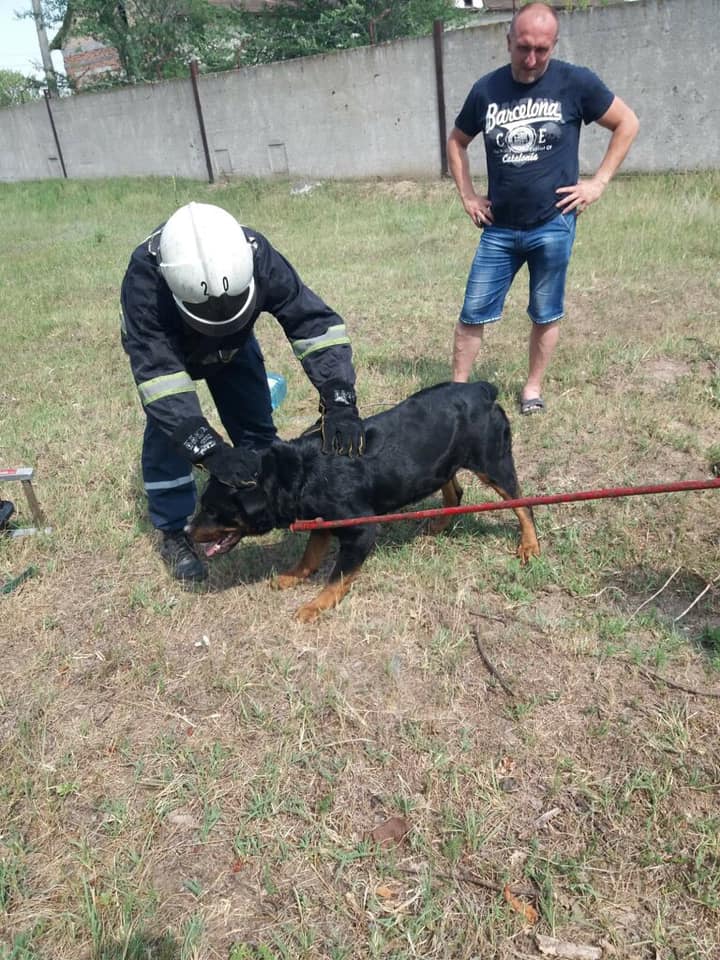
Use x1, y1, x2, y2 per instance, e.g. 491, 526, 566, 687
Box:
47, 81, 208, 180
0, 99, 62, 181
198, 33, 441, 180
0, 0, 717, 183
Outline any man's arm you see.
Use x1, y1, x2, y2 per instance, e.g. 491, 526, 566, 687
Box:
556, 95, 640, 214
254, 233, 365, 456
447, 126, 494, 227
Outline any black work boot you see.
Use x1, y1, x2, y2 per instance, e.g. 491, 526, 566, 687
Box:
159, 529, 208, 583
0, 500, 15, 529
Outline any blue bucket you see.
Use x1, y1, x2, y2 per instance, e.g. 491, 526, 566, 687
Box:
266, 372, 287, 411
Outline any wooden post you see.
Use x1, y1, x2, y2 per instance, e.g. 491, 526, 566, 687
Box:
433, 20, 448, 178
189, 59, 214, 184
43, 90, 67, 178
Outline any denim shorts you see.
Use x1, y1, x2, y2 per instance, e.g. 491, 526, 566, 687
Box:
459, 212, 577, 326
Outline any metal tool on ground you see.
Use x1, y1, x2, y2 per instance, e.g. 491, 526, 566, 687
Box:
290, 477, 720, 532
0, 467, 51, 538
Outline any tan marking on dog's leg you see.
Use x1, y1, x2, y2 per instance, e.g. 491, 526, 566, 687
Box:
427, 474, 464, 535
274, 531, 332, 590
476, 474, 541, 564
295, 568, 362, 623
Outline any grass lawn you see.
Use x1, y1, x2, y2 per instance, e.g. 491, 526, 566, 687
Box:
1, 172, 719, 959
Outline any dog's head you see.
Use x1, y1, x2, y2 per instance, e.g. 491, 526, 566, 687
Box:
186, 474, 274, 558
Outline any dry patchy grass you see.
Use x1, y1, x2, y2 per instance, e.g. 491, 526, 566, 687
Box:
1, 173, 720, 960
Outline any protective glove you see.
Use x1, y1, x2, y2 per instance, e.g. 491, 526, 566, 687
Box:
173, 418, 261, 487
318, 380, 365, 456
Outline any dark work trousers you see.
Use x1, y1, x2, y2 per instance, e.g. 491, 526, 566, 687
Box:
141, 335, 277, 531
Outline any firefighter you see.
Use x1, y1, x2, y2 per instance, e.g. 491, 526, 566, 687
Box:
121, 201, 364, 583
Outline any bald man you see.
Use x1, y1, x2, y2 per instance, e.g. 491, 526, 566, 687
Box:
449, 2, 638, 415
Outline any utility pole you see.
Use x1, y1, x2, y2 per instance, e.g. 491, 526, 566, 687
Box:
31, 0, 58, 96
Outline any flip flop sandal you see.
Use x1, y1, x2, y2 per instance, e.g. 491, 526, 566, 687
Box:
520, 397, 545, 416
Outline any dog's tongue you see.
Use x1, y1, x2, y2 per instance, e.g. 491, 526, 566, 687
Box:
203, 531, 243, 558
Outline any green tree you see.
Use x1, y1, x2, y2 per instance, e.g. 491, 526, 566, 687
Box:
236, 0, 473, 66
0, 69, 43, 106
38, 0, 243, 84
29, 0, 475, 89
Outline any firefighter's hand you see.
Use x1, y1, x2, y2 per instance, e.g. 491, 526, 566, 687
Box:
174, 417, 260, 486
319, 381, 365, 456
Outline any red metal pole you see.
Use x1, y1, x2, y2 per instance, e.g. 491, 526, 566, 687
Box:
289, 477, 720, 532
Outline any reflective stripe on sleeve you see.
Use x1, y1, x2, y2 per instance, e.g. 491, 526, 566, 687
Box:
144, 474, 195, 492
291, 324, 350, 361
138, 371, 196, 406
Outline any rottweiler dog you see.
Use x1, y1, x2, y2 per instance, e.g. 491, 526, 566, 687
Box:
187, 381, 540, 622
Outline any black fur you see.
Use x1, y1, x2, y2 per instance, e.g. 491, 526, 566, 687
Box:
187, 381, 540, 620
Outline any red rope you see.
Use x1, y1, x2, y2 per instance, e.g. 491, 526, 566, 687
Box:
289, 477, 720, 532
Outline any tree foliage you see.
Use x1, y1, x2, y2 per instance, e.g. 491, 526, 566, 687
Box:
0, 69, 43, 107
40, 0, 243, 84
235, 0, 473, 66
33, 0, 475, 89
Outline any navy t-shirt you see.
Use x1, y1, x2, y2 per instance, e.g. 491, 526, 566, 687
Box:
454, 59, 614, 229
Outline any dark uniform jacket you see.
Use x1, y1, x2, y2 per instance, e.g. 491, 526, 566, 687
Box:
121, 224, 356, 441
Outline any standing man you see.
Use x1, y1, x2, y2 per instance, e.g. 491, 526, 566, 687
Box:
121, 201, 364, 583
449, 2, 639, 414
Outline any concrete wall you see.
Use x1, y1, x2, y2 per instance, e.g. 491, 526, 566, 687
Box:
0, 99, 63, 181
200, 34, 441, 179
0, 0, 717, 183
49, 81, 209, 179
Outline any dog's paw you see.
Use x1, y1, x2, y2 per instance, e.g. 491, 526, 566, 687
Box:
295, 603, 321, 624
273, 573, 302, 590
425, 517, 452, 536
517, 539, 541, 564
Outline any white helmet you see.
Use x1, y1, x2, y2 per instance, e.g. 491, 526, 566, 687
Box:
158, 202, 256, 337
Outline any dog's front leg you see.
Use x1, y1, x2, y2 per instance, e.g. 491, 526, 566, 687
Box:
274, 530, 332, 590
296, 524, 378, 623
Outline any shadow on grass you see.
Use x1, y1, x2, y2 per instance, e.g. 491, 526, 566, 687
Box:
201, 503, 523, 595
88, 932, 179, 960
365, 354, 524, 403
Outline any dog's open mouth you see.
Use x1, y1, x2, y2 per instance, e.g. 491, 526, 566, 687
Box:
202, 530, 243, 558
187, 523, 244, 558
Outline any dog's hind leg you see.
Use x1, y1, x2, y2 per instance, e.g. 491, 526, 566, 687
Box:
274, 530, 332, 590
296, 524, 378, 623
426, 474, 464, 535
475, 468, 540, 564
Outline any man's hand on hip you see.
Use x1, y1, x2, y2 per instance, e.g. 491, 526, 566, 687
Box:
556, 175, 608, 215
463, 194, 494, 228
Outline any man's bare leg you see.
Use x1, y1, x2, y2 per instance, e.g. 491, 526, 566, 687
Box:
522, 320, 559, 402
452, 321, 484, 382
